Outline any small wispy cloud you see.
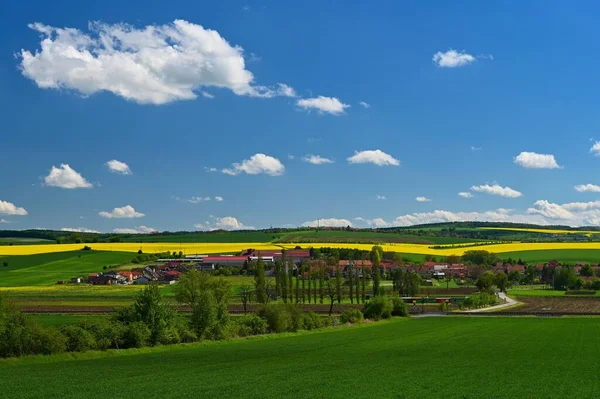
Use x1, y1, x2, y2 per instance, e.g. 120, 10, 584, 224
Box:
359, 101, 371, 108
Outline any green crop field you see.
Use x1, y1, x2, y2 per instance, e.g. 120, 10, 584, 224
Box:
0, 317, 597, 398
499, 249, 600, 263
121, 231, 285, 243
0, 237, 54, 245
0, 251, 134, 286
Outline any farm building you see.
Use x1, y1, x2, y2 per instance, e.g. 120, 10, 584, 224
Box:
201, 256, 248, 268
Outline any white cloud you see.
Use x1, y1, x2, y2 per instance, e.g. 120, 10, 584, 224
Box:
575, 184, 600, 193
0, 200, 28, 216
188, 196, 211, 203
302, 154, 334, 165
201, 91, 215, 99
106, 159, 132, 175
432, 49, 476, 67
470, 146, 482, 152
471, 184, 522, 198
19, 20, 294, 104
302, 218, 353, 228
514, 152, 561, 169
561, 200, 600, 212
359, 101, 371, 108
590, 141, 600, 156
527, 200, 574, 219
214, 196, 224, 202
44, 164, 92, 189
297, 96, 349, 115
222, 153, 285, 176
416, 196, 431, 202
113, 225, 156, 234
204, 167, 218, 172
275, 83, 296, 97
194, 216, 253, 231
99, 205, 144, 218
347, 150, 400, 166
376, 194, 387, 200
61, 227, 100, 233
458, 192, 473, 198
354, 217, 390, 228
287, 154, 295, 160
0, 219, 10, 224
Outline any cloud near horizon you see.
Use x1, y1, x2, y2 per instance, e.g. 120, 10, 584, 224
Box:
0, 200, 28, 216
99, 205, 145, 218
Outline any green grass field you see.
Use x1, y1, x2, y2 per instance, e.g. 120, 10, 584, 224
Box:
500, 249, 600, 263
122, 231, 285, 243
0, 317, 598, 398
0, 237, 54, 245
0, 251, 133, 286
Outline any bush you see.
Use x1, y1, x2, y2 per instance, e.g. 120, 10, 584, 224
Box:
236, 314, 268, 337
77, 319, 124, 350
591, 279, 600, 291
340, 309, 364, 324
363, 296, 393, 320
460, 292, 497, 310
122, 322, 151, 348
258, 304, 292, 333
391, 296, 409, 317
82, 246, 92, 251
61, 325, 97, 352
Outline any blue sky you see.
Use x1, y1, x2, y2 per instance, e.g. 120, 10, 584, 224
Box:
3, 0, 600, 232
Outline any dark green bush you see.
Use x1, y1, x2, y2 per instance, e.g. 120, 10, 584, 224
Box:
340, 308, 364, 324
258, 304, 292, 333
236, 314, 268, 336
61, 325, 97, 352
391, 296, 409, 317
122, 322, 151, 348
363, 296, 393, 320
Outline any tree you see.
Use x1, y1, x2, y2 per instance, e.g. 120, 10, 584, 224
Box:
116, 284, 175, 346
238, 285, 253, 314
495, 272, 508, 292
508, 270, 521, 285
2, 262, 7, 268
580, 264, 594, 277
325, 276, 337, 316
444, 255, 461, 264
370, 246, 381, 296
335, 264, 343, 304
476, 271, 496, 293
254, 258, 267, 304
462, 250, 498, 266
348, 265, 354, 304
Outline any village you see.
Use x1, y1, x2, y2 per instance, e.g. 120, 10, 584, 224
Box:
78, 248, 600, 289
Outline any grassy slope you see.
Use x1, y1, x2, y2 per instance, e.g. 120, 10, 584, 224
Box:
499, 249, 600, 263
0, 317, 598, 398
0, 251, 133, 286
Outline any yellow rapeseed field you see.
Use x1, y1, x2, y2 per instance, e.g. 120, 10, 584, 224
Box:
6, 241, 600, 257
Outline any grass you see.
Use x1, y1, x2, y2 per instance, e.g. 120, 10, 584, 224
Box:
500, 249, 600, 263
0, 237, 54, 245
1, 317, 599, 398
0, 251, 133, 286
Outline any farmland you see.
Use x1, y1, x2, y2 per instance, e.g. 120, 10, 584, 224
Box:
3, 240, 600, 257
1, 317, 598, 398
0, 251, 133, 286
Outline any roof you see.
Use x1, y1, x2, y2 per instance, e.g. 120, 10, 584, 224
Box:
203, 256, 248, 262
285, 249, 311, 257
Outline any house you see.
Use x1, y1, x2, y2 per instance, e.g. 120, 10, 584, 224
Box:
135, 276, 151, 285
89, 275, 117, 285
70, 277, 82, 284
201, 256, 248, 268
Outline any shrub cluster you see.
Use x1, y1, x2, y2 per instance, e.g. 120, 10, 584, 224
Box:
460, 292, 498, 309
363, 295, 410, 320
